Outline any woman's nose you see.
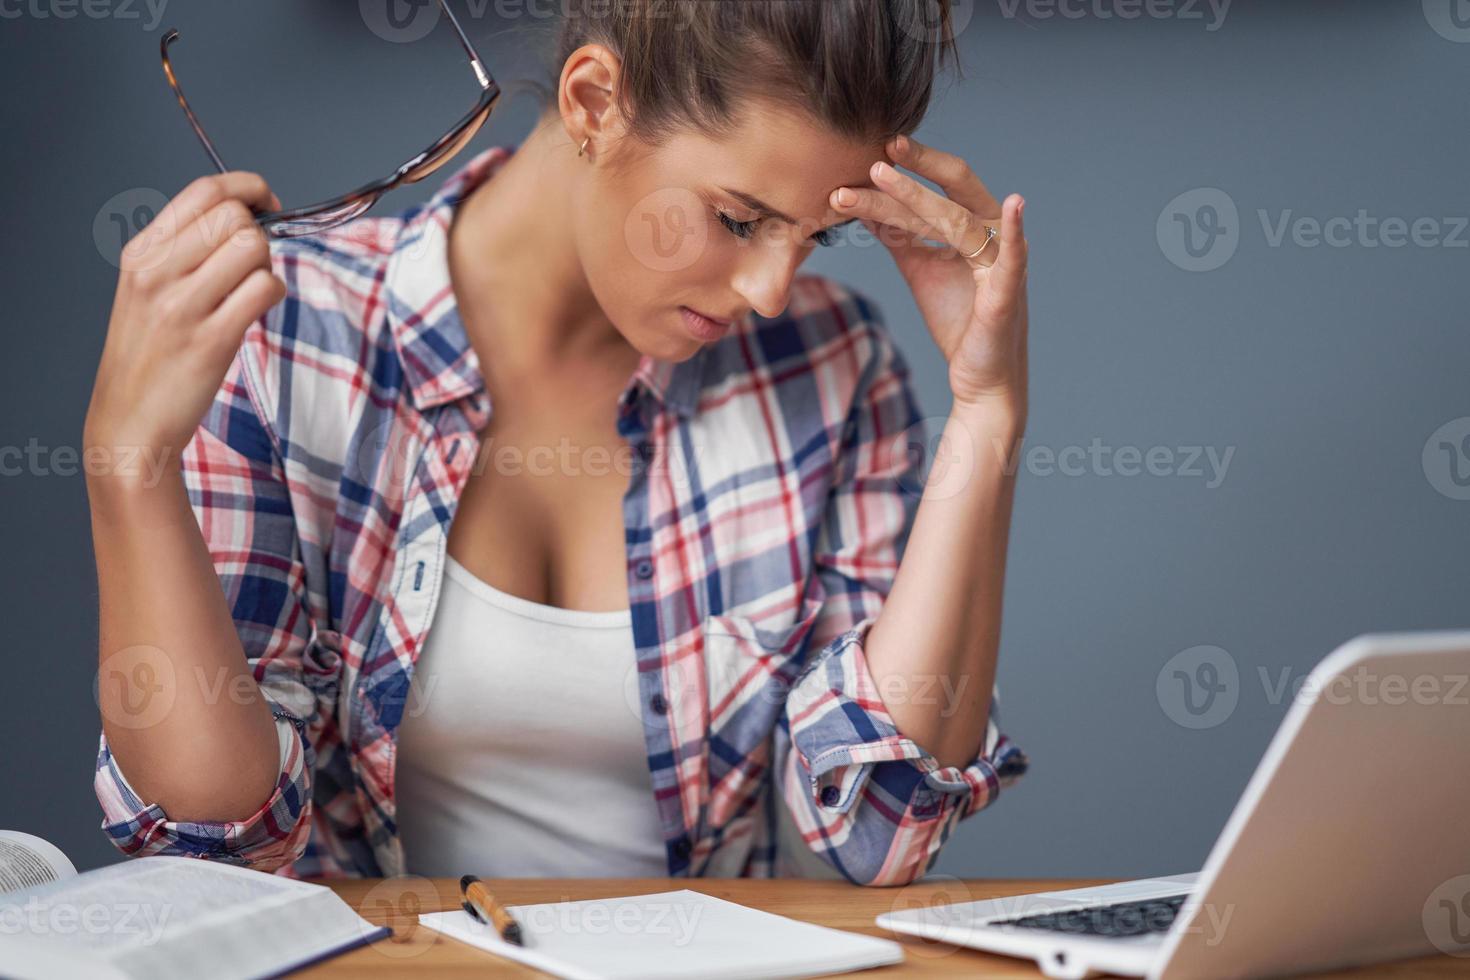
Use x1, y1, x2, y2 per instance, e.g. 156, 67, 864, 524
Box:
731, 248, 803, 320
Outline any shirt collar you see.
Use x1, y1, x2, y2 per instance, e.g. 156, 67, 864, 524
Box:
382, 145, 706, 420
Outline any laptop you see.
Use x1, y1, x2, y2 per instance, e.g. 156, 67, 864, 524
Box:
875, 630, 1470, 979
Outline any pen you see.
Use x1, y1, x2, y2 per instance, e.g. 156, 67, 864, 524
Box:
459, 874, 525, 946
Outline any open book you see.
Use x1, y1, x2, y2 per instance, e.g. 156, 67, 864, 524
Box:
0, 829, 388, 980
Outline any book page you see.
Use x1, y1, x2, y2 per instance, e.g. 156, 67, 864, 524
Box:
0, 856, 386, 980
0, 831, 77, 895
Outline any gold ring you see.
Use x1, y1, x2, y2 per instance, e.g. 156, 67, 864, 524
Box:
962, 225, 999, 265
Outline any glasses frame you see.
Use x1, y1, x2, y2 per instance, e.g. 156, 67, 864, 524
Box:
160, 0, 500, 238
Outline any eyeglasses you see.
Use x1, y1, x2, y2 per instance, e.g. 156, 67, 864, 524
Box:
160, 0, 500, 239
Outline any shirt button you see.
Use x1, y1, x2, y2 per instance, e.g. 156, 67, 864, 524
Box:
820, 785, 842, 808
634, 558, 654, 580
649, 692, 669, 715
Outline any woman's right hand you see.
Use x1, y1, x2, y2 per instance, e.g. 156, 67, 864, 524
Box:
84, 172, 287, 469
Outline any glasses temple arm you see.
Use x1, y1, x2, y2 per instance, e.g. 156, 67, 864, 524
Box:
160, 29, 230, 174
436, 0, 495, 91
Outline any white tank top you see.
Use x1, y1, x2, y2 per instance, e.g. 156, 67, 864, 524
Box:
394, 554, 669, 877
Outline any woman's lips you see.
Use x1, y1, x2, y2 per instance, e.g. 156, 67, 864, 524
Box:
680, 306, 733, 341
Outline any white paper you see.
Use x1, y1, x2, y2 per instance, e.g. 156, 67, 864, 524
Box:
0, 830, 77, 895
418, 887, 905, 980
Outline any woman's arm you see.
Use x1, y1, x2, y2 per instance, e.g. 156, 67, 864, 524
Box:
86, 460, 281, 821
859, 400, 1021, 769
829, 138, 1031, 770
776, 295, 1027, 887
773, 140, 1031, 886
85, 171, 287, 823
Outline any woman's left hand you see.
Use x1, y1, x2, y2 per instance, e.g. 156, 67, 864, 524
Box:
830, 135, 1029, 420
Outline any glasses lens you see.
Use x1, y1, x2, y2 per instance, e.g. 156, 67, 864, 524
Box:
261, 195, 380, 239
404, 103, 492, 183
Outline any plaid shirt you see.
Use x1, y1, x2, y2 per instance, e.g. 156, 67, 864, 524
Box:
94, 146, 1027, 885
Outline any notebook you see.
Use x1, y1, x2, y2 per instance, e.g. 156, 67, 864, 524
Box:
417, 887, 906, 979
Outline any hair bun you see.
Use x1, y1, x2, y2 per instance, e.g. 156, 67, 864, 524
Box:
548, 0, 961, 144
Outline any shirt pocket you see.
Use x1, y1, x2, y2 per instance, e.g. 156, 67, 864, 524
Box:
702, 589, 826, 700
699, 591, 825, 827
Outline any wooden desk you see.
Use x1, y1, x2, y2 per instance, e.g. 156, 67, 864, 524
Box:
305, 878, 1470, 978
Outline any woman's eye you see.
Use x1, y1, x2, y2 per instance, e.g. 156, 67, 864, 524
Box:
716, 210, 758, 240
716, 208, 840, 247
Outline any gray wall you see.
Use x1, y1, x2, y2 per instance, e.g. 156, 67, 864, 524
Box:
2, 1, 1465, 882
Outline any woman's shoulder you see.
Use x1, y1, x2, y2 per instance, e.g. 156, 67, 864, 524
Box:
232, 216, 413, 460
258, 216, 406, 350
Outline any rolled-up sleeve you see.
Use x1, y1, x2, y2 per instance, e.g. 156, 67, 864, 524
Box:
775, 305, 1028, 887
95, 707, 309, 866
92, 325, 324, 872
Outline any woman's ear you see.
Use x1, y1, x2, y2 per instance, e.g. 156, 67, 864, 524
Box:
558, 42, 628, 158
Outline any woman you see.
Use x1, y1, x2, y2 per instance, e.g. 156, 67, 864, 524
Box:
84, 0, 1029, 886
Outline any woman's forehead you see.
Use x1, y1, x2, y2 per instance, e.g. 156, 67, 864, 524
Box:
656, 108, 882, 210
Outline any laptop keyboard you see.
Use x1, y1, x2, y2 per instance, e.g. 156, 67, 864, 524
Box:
989, 893, 1189, 937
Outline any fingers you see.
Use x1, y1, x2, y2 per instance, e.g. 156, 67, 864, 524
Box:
162, 172, 278, 232
181, 212, 274, 320
886, 134, 1000, 217
161, 198, 267, 280
205, 268, 287, 348
121, 172, 280, 276
986, 194, 1029, 308
847, 160, 990, 257
831, 186, 936, 242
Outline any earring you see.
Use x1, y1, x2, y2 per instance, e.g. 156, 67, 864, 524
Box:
578, 137, 591, 158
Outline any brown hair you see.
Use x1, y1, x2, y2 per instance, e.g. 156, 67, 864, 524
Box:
544, 0, 963, 148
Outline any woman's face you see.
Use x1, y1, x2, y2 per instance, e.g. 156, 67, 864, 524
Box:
573, 99, 884, 361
